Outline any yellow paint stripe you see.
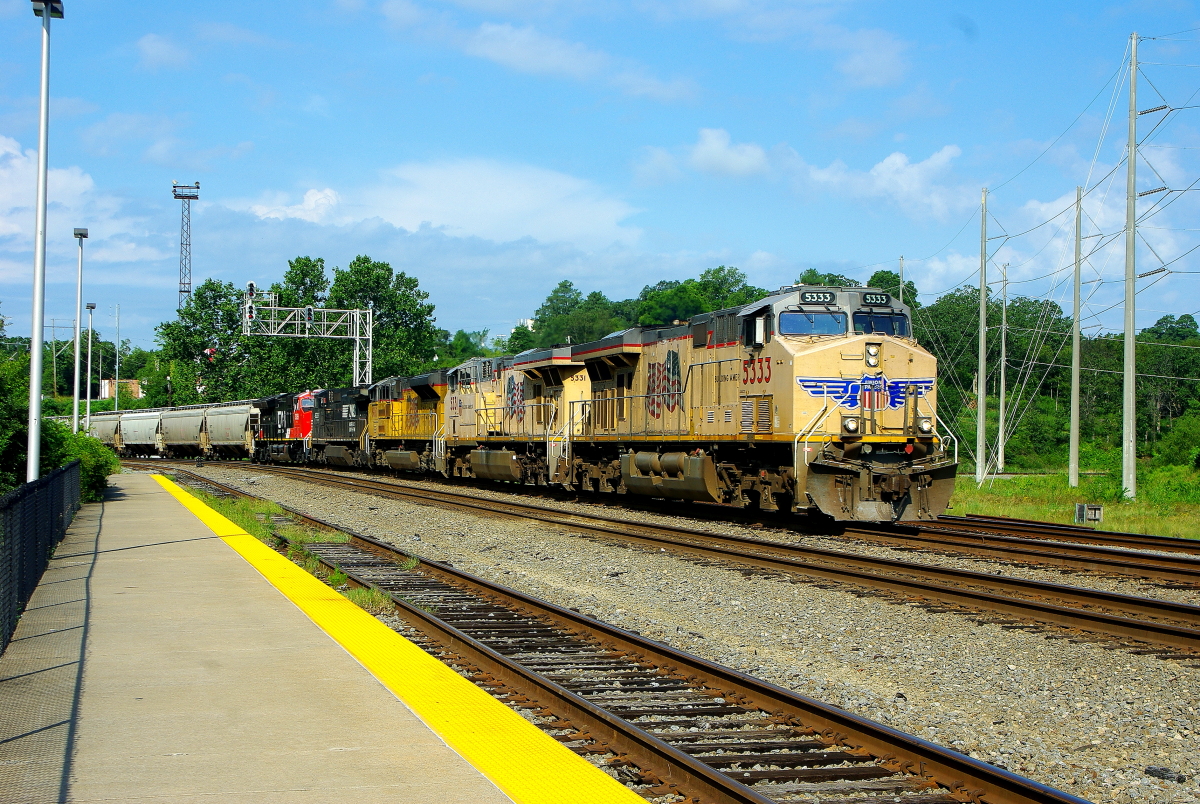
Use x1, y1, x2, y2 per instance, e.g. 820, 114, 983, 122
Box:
150, 473, 644, 804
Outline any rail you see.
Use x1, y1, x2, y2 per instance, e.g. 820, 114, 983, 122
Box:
0, 461, 81, 656
167, 467, 1087, 804
168, 463, 1200, 653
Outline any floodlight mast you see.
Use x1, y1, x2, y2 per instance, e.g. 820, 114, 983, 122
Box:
241, 284, 373, 386
172, 181, 199, 309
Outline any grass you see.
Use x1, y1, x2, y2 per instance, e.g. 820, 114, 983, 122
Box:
344, 586, 395, 614
950, 471, 1200, 540
176, 482, 347, 548
173, 477, 415, 615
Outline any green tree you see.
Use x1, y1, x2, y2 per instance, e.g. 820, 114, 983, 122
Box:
798, 268, 861, 287
866, 269, 921, 308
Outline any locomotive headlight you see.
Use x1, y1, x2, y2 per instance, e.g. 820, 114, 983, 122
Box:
918, 418, 933, 434
842, 417, 859, 433
866, 345, 879, 357
865, 355, 879, 367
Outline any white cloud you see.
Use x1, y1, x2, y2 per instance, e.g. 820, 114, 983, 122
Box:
137, 33, 191, 70
251, 188, 342, 224
463, 23, 609, 79
193, 22, 277, 46
808, 145, 969, 220
818, 25, 909, 88
246, 160, 641, 249
381, 0, 427, 27
370, 160, 641, 247
633, 146, 683, 186
689, 128, 770, 177
0, 136, 99, 244
401, 19, 695, 100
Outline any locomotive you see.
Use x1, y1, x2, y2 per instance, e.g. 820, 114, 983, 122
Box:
90, 284, 956, 522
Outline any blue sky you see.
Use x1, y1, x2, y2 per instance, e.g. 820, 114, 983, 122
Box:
2, 1, 1199, 351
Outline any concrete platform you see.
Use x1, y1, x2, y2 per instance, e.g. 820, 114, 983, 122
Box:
0, 473, 515, 803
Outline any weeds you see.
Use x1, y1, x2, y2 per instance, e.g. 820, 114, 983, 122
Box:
397, 555, 419, 571
176, 481, 345, 547
951, 472, 1200, 540
344, 586, 394, 614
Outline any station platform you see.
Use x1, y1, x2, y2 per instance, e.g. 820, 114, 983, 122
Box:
0, 473, 638, 804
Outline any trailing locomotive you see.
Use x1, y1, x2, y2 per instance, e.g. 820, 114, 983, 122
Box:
90, 284, 956, 522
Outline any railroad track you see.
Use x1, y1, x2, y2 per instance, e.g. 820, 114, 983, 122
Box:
166, 467, 1086, 804
931, 514, 1200, 557
137, 461, 1200, 656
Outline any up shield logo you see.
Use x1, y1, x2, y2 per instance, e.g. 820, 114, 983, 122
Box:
505, 374, 525, 422
796, 375, 935, 410
646, 349, 682, 419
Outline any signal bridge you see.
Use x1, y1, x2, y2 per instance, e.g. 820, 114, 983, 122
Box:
241, 283, 373, 385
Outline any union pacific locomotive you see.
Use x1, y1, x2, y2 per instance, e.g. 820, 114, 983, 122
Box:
91, 285, 956, 522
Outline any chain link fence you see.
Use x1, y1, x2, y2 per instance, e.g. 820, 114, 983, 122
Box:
0, 460, 82, 656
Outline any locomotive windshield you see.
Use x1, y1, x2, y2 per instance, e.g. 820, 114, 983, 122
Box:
299, 397, 314, 410
778, 311, 847, 335
853, 312, 910, 336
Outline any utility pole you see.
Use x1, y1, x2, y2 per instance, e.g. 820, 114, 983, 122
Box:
1070, 187, 1082, 488
976, 188, 988, 484
114, 304, 120, 412
72, 227, 86, 432
172, 181, 200, 309
49, 320, 58, 398
898, 256, 905, 305
85, 302, 94, 430
998, 262, 1008, 473
1122, 33, 1138, 499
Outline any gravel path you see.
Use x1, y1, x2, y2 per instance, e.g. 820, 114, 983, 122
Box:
171, 466, 1200, 804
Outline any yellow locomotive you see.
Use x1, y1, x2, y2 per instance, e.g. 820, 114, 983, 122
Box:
367, 285, 956, 522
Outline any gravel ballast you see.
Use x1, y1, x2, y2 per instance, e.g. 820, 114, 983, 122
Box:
169, 466, 1200, 804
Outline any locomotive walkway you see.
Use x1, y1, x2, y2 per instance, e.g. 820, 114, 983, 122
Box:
0, 473, 631, 803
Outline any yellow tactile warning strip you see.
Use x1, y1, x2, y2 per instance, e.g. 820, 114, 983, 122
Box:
150, 473, 645, 804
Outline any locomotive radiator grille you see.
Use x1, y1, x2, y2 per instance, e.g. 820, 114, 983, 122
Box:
740, 396, 773, 433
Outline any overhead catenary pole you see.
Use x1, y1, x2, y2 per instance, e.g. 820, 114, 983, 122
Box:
85, 302, 94, 430
72, 228, 87, 433
998, 262, 1008, 473
1070, 186, 1083, 488
976, 188, 988, 484
1123, 33, 1138, 499
26, 1, 59, 482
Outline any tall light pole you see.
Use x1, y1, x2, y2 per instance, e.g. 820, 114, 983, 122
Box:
72, 227, 87, 433
25, 0, 63, 482
85, 302, 95, 430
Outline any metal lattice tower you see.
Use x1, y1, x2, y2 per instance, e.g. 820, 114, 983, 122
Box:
172, 181, 200, 309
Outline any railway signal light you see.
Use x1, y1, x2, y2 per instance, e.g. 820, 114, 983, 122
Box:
246, 302, 256, 322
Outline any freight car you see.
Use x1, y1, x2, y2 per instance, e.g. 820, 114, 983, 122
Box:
88, 400, 260, 460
